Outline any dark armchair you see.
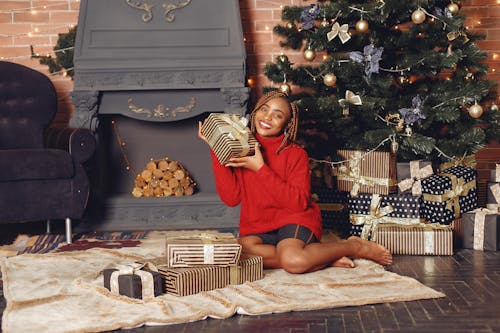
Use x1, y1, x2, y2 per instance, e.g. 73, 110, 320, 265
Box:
0, 61, 96, 243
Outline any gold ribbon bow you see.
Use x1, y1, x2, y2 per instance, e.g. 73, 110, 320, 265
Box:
109, 263, 157, 299
350, 194, 395, 240
447, 30, 469, 43
423, 173, 476, 218
327, 22, 351, 44
470, 207, 498, 250
439, 154, 476, 171
339, 90, 362, 107
397, 161, 433, 195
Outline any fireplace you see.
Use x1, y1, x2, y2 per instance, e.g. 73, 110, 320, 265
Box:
70, 0, 249, 231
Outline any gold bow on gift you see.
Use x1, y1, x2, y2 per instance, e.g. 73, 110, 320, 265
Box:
397, 161, 434, 195
439, 154, 476, 171
423, 173, 476, 218
350, 194, 424, 240
447, 30, 469, 43
208, 114, 252, 156
327, 22, 351, 44
337, 151, 395, 197
338, 90, 362, 117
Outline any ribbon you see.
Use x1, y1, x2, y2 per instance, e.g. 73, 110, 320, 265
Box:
207, 114, 251, 157
439, 154, 476, 171
422, 173, 476, 218
337, 151, 397, 197
350, 194, 423, 240
167, 233, 237, 264
109, 263, 156, 299
397, 161, 433, 195
470, 208, 498, 250
494, 164, 500, 182
317, 203, 347, 211
339, 90, 362, 107
447, 30, 469, 43
327, 22, 351, 44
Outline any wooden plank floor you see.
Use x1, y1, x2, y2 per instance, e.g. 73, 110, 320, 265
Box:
1, 232, 499, 332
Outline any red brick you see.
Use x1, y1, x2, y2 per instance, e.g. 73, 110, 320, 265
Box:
31, 1, 69, 11
0, 13, 12, 23
49, 11, 78, 24
0, 1, 31, 11
12, 35, 51, 46
13, 12, 49, 23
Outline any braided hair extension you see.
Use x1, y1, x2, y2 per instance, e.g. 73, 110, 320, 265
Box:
250, 91, 299, 154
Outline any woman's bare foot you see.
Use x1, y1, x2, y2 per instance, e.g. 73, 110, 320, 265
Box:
331, 256, 355, 268
347, 236, 392, 266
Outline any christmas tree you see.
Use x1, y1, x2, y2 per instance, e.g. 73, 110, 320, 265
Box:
264, 0, 500, 163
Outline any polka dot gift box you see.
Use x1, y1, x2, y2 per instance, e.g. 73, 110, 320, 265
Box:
421, 166, 478, 225
312, 187, 350, 238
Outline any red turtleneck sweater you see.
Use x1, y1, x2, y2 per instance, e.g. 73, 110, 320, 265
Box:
210, 133, 322, 240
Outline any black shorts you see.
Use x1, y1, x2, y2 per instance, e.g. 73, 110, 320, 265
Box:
248, 224, 318, 246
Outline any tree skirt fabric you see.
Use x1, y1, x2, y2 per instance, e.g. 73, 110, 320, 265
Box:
1, 231, 445, 333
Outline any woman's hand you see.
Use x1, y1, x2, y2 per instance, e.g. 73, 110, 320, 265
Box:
225, 142, 264, 172
198, 121, 209, 145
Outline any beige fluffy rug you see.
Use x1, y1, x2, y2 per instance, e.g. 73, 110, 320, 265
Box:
1, 231, 445, 333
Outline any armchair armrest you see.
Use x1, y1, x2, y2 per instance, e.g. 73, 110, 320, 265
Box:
44, 127, 96, 163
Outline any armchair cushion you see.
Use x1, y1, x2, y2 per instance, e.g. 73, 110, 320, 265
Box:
0, 149, 74, 182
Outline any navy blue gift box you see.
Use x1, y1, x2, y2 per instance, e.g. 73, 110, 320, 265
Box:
312, 187, 350, 238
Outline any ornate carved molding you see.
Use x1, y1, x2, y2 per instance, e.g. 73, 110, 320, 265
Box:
74, 70, 245, 90
127, 97, 196, 118
125, 0, 154, 22
69, 90, 100, 131
221, 87, 250, 116
163, 0, 191, 22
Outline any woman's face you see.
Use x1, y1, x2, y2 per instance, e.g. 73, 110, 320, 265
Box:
254, 97, 291, 138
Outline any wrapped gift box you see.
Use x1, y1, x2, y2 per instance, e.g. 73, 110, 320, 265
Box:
487, 182, 500, 212
371, 223, 453, 255
462, 209, 500, 251
421, 166, 478, 225
103, 265, 163, 299
336, 149, 397, 197
313, 187, 350, 238
396, 160, 433, 195
166, 232, 242, 268
348, 193, 424, 240
154, 255, 264, 296
201, 113, 258, 164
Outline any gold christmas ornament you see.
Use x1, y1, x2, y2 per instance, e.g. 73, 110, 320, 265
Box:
447, 2, 459, 15
321, 18, 329, 28
468, 102, 484, 118
278, 82, 291, 95
355, 19, 369, 33
323, 73, 337, 87
286, 22, 294, 29
411, 9, 426, 24
491, 103, 499, 112
303, 48, 316, 61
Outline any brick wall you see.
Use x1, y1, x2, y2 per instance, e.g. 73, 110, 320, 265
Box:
1, 0, 499, 203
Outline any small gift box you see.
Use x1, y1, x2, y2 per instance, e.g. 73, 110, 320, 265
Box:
491, 164, 500, 182
348, 193, 424, 240
487, 182, 500, 213
166, 232, 242, 268
151, 255, 264, 296
103, 263, 163, 299
201, 113, 258, 164
372, 223, 453, 255
336, 149, 397, 197
396, 160, 433, 195
313, 189, 350, 238
462, 208, 500, 251
421, 165, 478, 225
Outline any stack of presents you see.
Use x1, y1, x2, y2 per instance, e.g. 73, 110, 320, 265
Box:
103, 233, 264, 299
312, 150, 500, 255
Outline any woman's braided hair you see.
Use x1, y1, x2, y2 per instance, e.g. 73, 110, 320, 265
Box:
249, 90, 299, 154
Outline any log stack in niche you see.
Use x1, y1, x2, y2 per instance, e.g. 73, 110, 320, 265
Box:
132, 157, 196, 198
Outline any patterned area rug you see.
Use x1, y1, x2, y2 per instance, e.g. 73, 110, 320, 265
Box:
1, 230, 446, 333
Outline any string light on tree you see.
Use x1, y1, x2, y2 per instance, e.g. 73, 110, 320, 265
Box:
468, 101, 484, 118
411, 8, 426, 24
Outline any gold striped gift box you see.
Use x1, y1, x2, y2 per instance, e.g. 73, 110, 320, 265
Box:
201, 113, 258, 164
166, 233, 242, 268
336, 150, 397, 197
157, 255, 264, 296
372, 223, 454, 255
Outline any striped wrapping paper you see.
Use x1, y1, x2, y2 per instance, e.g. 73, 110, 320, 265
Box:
336, 150, 397, 197
201, 113, 258, 164
372, 223, 454, 255
157, 255, 264, 296
166, 233, 242, 268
